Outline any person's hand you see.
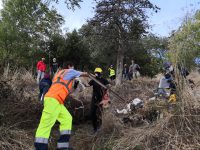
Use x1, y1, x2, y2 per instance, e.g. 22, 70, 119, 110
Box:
106, 84, 111, 88
81, 72, 88, 77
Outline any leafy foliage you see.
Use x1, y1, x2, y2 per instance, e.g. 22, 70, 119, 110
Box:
0, 0, 168, 78
60, 30, 91, 70
87, 0, 159, 84
0, 0, 81, 68
169, 10, 200, 69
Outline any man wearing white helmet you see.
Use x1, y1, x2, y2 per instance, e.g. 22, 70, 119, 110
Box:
51, 58, 59, 76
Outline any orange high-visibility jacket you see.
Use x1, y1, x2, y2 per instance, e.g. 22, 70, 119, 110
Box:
45, 69, 73, 104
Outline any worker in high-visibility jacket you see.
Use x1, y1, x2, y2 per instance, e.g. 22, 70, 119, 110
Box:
34, 62, 88, 150
108, 65, 116, 81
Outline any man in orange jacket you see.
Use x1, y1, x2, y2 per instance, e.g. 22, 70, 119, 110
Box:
34, 62, 88, 150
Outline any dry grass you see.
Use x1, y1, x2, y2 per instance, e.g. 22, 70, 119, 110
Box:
127, 72, 200, 150
0, 127, 34, 150
0, 67, 41, 149
71, 112, 122, 150
70, 72, 200, 150
1, 65, 200, 150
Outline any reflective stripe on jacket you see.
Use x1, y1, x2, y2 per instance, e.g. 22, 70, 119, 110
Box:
45, 69, 73, 104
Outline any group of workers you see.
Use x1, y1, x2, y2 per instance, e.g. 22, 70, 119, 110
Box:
122, 60, 140, 80
36, 57, 59, 84
36, 57, 141, 86
107, 60, 141, 82
35, 57, 112, 150
158, 62, 177, 103
36, 57, 190, 150
35, 56, 194, 150
37, 57, 116, 83
157, 61, 194, 103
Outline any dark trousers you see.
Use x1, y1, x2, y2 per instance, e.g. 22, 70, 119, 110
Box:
128, 72, 133, 80
91, 95, 103, 131
110, 75, 116, 81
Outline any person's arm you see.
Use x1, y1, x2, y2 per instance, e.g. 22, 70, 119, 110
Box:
84, 80, 93, 87
80, 72, 88, 77
104, 79, 111, 88
129, 65, 132, 72
37, 62, 40, 70
84, 84, 91, 87
63, 69, 88, 81
44, 63, 47, 72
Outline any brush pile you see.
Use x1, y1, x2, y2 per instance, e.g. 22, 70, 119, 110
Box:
71, 73, 200, 150
1, 65, 200, 150
0, 68, 40, 150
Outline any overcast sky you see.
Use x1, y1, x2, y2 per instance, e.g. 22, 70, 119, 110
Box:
0, 0, 2, 10
0, 0, 200, 37
54, 0, 200, 37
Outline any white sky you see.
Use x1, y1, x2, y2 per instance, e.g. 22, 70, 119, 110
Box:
0, 0, 2, 10
0, 0, 200, 37
55, 0, 200, 37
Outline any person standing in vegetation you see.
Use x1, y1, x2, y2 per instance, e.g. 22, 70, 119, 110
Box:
34, 62, 88, 150
38, 73, 52, 103
163, 61, 174, 75
87, 68, 110, 133
37, 58, 47, 84
128, 60, 134, 80
123, 64, 129, 80
132, 61, 140, 79
51, 58, 59, 76
129, 60, 140, 80
108, 65, 116, 81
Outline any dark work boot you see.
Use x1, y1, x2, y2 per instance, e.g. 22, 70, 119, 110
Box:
57, 147, 74, 150
34, 143, 48, 150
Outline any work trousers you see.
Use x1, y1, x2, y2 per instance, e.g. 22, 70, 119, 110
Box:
37, 70, 45, 84
91, 95, 103, 132
35, 97, 72, 150
133, 71, 140, 79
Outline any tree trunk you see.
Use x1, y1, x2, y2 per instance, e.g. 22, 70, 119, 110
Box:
115, 23, 124, 86
116, 46, 124, 86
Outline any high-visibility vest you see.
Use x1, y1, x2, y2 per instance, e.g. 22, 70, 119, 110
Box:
45, 69, 73, 104
109, 68, 115, 77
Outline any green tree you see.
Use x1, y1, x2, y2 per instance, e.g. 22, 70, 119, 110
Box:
169, 10, 200, 69
87, 0, 159, 85
0, 0, 82, 68
56, 30, 91, 70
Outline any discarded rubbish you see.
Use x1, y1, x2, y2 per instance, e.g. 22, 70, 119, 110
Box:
116, 98, 144, 114
131, 98, 144, 109
149, 97, 156, 101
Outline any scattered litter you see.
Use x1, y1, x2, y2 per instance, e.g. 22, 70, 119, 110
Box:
154, 88, 170, 98
131, 98, 144, 109
117, 108, 129, 115
116, 98, 144, 114
149, 97, 156, 101
122, 115, 148, 127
